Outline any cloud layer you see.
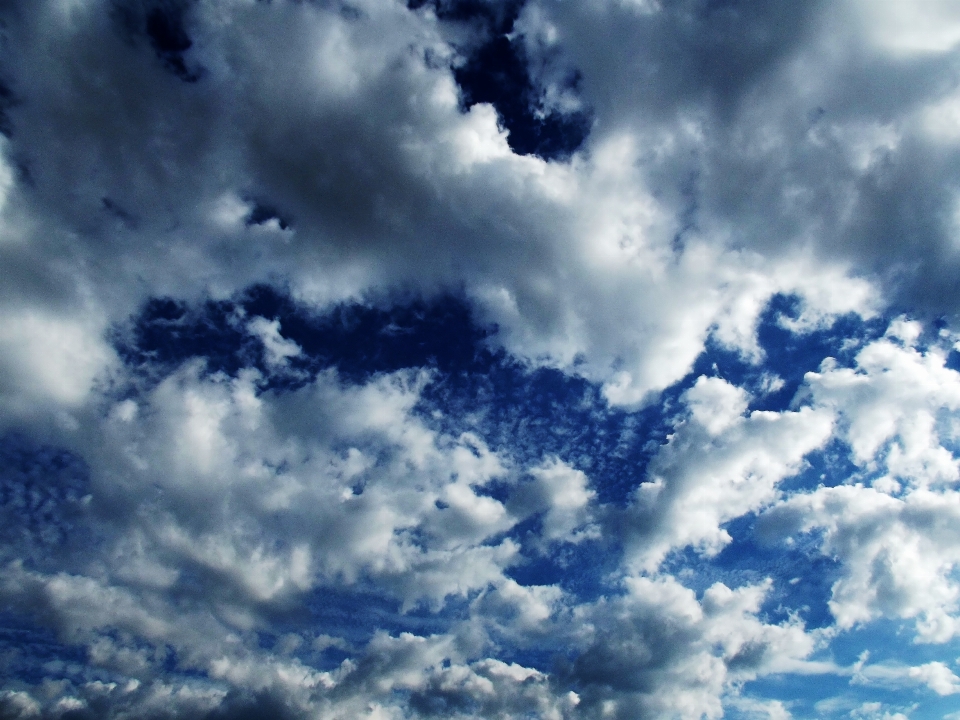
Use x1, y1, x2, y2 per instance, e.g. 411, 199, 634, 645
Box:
2, 0, 960, 718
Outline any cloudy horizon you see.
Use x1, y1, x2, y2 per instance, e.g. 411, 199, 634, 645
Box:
3, 1, 960, 718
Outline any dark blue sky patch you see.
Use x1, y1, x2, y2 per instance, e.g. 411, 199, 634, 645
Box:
241, 286, 491, 384
145, 1, 200, 82
407, 0, 523, 35
504, 536, 617, 604
417, 350, 686, 506
660, 522, 839, 631
0, 614, 89, 686
0, 434, 92, 568
681, 294, 889, 416
0, 79, 17, 138
947, 348, 960, 372
412, 0, 590, 160
245, 200, 290, 230
305, 585, 467, 652
453, 33, 590, 160
752, 294, 886, 412
113, 296, 259, 385
112, 0, 201, 82
778, 439, 860, 494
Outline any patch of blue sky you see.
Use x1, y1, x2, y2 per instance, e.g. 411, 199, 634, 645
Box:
114, 287, 491, 390
305, 584, 467, 648
947, 346, 960, 373
0, 614, 97, 685
0, 434, 94, 570
733, 676, 906, 720
831, 618, 960, 671
505, 533, 616, 598
688, 293, 888, 415
778, 439, 862, 495
738, 619, 960, 717
659, 521, 839, 631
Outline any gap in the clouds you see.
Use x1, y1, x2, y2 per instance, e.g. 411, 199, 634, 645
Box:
410, 0, 591, 160
686, 294, 887, 415
744, 621, 960, 719
111, 0, 201, 82
778, 439, 860, 494
504, 535, 619, 602
0, 433, 94, 569
734, 675, 860, 720
754, 297, 887, 410
831, 618, 960, 669
305, 585, 468, 655
947, 349, 960, 372
0, 614, 90, 685
245, 200, 291, 231
0, 79, 16, 138
660, 522, 839, 631
115, 286, 493, 389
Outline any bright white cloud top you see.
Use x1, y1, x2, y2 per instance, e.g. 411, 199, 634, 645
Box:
1, 1, 960, 718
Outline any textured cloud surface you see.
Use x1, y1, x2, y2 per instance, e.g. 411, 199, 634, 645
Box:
2, 1, 960, 718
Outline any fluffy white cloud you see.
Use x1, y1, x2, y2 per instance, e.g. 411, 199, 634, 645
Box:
507, 457, 598, 546
70, 363, 535, 610
0, 0, 885, 425
623, 377, 833, 571
566, 575, 822, 720
761, 329, 960, 641
3, 0, 960, 715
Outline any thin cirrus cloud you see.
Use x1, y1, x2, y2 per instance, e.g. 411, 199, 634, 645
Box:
2, 0, 960, 718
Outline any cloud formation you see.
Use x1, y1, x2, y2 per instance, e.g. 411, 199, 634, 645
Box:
2, 0, 960, 718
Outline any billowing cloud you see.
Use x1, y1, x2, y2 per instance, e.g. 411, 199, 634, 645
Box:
2, 0, 960, 717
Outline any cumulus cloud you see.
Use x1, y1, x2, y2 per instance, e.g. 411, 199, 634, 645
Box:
564, 575, 822, 720
622, 377, 833, 571
2, 0, 960, 716
760, 329, 960, 642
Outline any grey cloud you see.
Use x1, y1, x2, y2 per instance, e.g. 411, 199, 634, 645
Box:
525, 0, 960, 316
0, 0, 881, 420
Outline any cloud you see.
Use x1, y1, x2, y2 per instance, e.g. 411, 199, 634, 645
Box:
0, 0, 883, 423
564, 575, 821, 720
2, 0, 960, 716
760, 326, 960, 641
622, 377, 833, 571
246, 317, 301, 369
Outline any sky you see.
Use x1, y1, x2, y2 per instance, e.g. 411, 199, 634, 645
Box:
3, 0, 960, 718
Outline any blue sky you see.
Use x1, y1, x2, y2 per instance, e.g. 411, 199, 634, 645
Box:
3, 1, 960, 718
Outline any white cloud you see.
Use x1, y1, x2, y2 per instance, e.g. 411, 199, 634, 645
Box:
247, 316, 302, 368
567, 575, 823, 720
761, 327, 960, 641
3, 0, 960, 715
507, 457, 598, 546
849, 0, 960, 54
683, 375, 750, 436
854, 658, 960, 696
623, 396, 832, 572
